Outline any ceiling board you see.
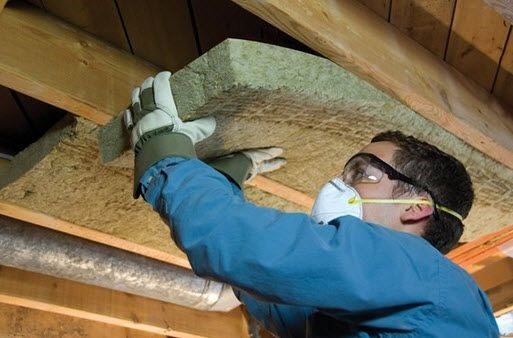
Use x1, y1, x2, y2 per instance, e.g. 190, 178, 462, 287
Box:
358, 0, 391, 20
494, 30, 513, 108
41, 0, 130, 52
390, 0, 455, 58
116, 0, 198, 72
191, 0, 309, 54
445, 0, 510, 91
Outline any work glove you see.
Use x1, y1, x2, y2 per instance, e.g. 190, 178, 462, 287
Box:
207, 147, 286, 188
124, 71, 216, 198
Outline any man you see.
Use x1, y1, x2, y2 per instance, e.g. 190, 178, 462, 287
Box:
124, 72, 499, 337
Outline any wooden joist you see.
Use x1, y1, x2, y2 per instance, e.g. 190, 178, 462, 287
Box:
231, 0, 513, 170
0, 265, 249, 338
0, 3, 158, 125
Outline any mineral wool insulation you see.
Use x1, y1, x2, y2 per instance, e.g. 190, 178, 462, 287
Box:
1, 40, 512, 258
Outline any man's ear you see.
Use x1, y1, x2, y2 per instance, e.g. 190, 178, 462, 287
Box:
400, 201, 434, 223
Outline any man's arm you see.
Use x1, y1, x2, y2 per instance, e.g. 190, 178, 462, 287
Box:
140, 156, 439, 312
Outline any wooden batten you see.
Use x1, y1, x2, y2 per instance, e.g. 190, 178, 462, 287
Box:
231, 0, 513, 170
0, 265, 249, 338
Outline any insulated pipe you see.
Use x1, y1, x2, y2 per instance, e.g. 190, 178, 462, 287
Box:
0, 215, 233, 311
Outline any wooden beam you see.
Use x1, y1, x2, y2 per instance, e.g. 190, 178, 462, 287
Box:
448, 223, 513, 268
487, 277, 513, 314
0, 265, 249, 338
247, 175, 314, 209
483, 0, 513, 25
231, 0, 513, 170
472, 257, 513, 291
0, 201, 191, 269
0, 302, 166, 338
0, 3, 159, 125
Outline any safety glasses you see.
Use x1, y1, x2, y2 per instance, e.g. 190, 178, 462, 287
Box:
341, 153, 462, 221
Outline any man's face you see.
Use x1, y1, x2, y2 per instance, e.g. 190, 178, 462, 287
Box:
349, 141, 422, 234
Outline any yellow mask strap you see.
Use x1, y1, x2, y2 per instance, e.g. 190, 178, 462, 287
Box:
348, 197, 463, 221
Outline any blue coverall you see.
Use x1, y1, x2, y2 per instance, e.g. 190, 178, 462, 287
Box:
140, 157, 499, 337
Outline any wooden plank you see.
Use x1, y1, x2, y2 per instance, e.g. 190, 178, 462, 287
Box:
0, 265, 249, 338
390, 0, 455, 58
247, 176, 314, 209
448, 223, 513, 267
358, 0, 391, 20
483, 0, 513, 25
494, 30, 513, 108
230, 0, 513, 170
0, 3, 159, 125
41, 0, 130, 51
116, 0, 198, 71
487, 277, 513, 313
472, 257, 513, 291
0, 302, 165, 338
0, 201, 191, 269
191, 0, 309, 54
445, 0, 510, 90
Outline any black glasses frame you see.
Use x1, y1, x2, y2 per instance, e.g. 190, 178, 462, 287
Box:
343, 153, 441, 220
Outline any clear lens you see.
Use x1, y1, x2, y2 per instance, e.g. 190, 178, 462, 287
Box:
342, 156, 383, 185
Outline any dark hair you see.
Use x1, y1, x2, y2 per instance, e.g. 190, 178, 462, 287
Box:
371, 131, 474, 254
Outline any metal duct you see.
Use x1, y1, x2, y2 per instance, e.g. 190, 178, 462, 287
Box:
0, 215, 230, 311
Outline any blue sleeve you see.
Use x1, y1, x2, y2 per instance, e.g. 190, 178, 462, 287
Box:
140, 157, 439, 313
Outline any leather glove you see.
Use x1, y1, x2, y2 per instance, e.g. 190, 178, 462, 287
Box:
124, 71, 216, 198
207, 147, 286, 188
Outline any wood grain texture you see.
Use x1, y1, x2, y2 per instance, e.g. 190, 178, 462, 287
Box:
0, 265, 249, 338
230, 0, 513, 170
358, 0, 391, 19
191, 0, 309, 54
0, 3, 158, 125
445, 0, 510, 90
494, 31, 513, 108
483, 0, 513, 25
0, 302, 165, 338
116, 0, 198, 71
41, 0, 131, 51
390, 0, 455, 58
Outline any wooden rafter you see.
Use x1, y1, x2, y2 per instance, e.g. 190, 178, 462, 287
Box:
0, 3, 158, 125
0, 265, 249, 338
231, 0, 513, 170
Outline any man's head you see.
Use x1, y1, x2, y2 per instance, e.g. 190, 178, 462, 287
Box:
349, 131, 473, 254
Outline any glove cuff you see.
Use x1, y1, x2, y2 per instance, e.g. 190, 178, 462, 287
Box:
134, 132, 195, 198
207, 153, 252, 189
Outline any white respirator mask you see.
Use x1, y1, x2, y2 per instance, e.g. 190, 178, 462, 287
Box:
311, 177, 363, 224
